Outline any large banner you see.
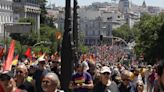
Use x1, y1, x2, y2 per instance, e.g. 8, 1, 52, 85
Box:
3, 40, 15, 71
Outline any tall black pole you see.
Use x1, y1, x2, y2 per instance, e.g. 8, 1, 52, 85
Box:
61, 0, 73, 91
73, 0, 79, 65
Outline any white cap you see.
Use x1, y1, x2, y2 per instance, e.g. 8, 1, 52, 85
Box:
100, 66, 111, 74
38, 58, 45, 62
82, 61, 89, 71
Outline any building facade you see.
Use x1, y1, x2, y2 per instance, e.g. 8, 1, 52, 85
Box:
0, 0, 13, 38
13, 0, 40, 33
119, 0, 129, 13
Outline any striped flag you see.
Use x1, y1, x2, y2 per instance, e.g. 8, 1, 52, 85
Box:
12, 55, 19, 66
3, 40, 15, 71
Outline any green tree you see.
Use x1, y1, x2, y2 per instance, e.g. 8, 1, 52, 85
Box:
9, 18, 37, 46
134, 13, 164, 64
32, 24, 61, 54
39, 0, 47, 24
113, 23, 134, 42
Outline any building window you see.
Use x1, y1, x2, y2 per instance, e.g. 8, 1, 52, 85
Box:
2, 16, 3, 22
14, 0, 21, 2
0, 15, 1, 22
4, 5, 5, 10
2, 4, 3, 9
10, 6, 12, 10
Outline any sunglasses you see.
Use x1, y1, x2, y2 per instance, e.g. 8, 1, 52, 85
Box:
40, 61, 46, 64
102, 72, 110, 75
122, 78, 130, 81
16, 70, 24, 74
137, 84, 143, 87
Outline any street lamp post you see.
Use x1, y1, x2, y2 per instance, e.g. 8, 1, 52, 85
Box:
61, 0, 73, 91
73, 0, 79, 66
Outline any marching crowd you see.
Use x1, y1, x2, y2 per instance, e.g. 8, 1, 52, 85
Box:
0, 44, 163, 92
0, 53, 163, 92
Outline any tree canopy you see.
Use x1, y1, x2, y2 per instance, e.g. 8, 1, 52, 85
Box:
134, 13, 164, 64
113, 23, 135, 42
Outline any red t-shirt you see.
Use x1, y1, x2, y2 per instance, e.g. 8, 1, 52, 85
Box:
0, 83, 4, 92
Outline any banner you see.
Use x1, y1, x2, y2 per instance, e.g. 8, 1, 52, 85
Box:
25, 47, 31, 59
3, 40, 15, 71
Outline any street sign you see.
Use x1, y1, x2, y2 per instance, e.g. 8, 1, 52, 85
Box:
4, 23, 32, 33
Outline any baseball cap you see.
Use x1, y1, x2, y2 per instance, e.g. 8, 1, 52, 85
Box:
38, 58, 45, 62
100, 66, 111, 74
82, 61, 89, 71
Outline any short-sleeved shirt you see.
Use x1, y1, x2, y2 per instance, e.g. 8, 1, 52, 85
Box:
93, 81, 120, 92
119, 82, 136, 92
71, 72, 92, 92
0, 84, 4, 92
18, 80, 34, 92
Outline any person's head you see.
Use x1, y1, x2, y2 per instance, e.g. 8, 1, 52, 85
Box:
121, 70, 131, 86
75, 63, 85, 73
0, 71, 16, 89
157, 60, 164, 91
41, 72, 60, 92
136, 80, 144, 92
29, 65, 37, 75
100, 66, 111, 82
51, 60, 60, 68
38, 58, 46, 69
15, 64, 28, 80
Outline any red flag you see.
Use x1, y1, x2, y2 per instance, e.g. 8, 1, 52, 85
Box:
25, 47, 31, 59
0, 48, 4, 58
3, 40, 15, 71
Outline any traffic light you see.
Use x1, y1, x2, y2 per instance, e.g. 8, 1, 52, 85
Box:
100, 35, 103, 41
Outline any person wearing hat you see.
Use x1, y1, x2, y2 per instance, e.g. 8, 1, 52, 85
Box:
0, 71, 27, 92
33, 58, 50, 92
51, 59, 61, 80
93, 66, 119, 92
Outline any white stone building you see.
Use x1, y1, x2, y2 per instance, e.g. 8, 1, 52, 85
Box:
13, 0, 40, 33
0, 0, 13, 38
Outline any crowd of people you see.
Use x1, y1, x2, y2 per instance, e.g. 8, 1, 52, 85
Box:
0, 45, 163, 92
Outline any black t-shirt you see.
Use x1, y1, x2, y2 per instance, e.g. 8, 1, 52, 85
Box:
33, 69, 50, 92
118, 83, 136, 92
18, 80, 34, 92
93, 81, 120, 92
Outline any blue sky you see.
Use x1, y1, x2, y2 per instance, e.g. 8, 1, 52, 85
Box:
47, 0, 164, 8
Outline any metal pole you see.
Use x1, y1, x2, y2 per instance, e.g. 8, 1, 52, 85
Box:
73, 0, 79, 66
61, 0, 73, 91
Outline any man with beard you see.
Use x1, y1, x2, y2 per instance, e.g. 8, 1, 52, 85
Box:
157, 60, 164, 92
